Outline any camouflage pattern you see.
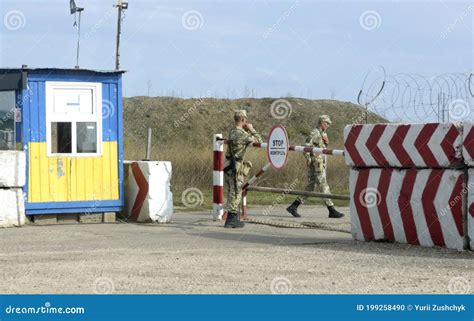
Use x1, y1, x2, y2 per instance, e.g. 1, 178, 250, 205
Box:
297, 127, 334, 206
224, 127, 263, 213
234, 110, 248, 118
318, 114, 332, 124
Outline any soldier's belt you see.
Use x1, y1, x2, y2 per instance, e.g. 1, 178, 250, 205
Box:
225, 155, 243, 161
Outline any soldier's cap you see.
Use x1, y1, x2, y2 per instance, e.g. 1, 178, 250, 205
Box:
318, 115, 332, 124
234, 110, 248, 118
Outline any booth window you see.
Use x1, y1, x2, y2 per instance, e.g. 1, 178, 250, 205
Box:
0, 91, 16, 150
51, 122, 72, 153
46, 82, 102, 156
76, 122, 97, 153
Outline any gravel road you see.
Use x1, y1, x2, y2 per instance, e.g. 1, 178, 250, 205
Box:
0, 205, 472, 294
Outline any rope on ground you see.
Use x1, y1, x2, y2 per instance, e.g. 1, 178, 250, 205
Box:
244, 217, 351, 234
300, 221, 351, 234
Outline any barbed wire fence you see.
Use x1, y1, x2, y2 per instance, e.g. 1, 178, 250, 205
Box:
357, 66, 474, 123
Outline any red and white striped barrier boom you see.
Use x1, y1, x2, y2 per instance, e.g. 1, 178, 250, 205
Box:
248, 142, 344, 156
350, 168, 465, 251
344, 123, 463, 168
463, 122, 474, 166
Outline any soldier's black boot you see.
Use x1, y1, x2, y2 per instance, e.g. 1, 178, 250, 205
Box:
286, 200, 302, 218
235, 213, 245, 228
224, 212, 245, 228
327, 206, 344, 218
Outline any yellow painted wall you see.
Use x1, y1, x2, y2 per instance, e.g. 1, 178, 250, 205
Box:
28, 141, 119, 202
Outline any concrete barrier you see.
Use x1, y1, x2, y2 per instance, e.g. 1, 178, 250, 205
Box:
344, 123, 463, 168
345, 122, 471, 250
468, 169, 474, 250
124, 161, 173, 223
0, 151, 25, 187
350, 168, 465, 251
463, 123, 474, 250
0, 189, 25, 227
463, 122, 474, 166
0, 151, 26, 227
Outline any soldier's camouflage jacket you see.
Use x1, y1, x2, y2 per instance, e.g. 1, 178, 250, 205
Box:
303, 128, 328, 171
224, 127, 263, 175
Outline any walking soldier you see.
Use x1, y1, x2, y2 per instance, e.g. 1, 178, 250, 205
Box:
286, 115, 344, 218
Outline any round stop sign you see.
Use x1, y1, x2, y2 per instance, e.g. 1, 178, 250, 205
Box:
267, 125, 289, 170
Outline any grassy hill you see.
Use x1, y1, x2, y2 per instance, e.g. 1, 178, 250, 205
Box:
122, 97, 387, 208
123, 97, 385, 149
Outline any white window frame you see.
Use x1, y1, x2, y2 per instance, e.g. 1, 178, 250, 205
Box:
45, 81, 102, 157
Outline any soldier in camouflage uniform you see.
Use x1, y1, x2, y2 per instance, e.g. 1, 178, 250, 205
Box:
224, 110, 263, 228
286, 115, 344, 218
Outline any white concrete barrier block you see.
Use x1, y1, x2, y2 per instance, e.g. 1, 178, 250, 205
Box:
0, 151, 26, 187
468, 168, 474, 250
350, 168, 465, 251
344, 123, 463, 168
463, 122, 474, 166
124, 161, 173, 223
0, 188, 25, 227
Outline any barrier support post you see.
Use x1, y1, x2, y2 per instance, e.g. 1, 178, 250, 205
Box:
241, 190, 248, 220
212, 134, 224, 220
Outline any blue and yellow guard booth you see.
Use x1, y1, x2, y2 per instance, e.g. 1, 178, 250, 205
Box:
0, 66, 124, 215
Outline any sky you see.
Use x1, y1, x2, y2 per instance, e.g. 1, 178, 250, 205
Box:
0, 0, 472, 109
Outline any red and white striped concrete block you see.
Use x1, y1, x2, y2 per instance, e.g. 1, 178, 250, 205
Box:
212, 134, 225, 220
463, 123, 474, 166
344, 123, 463, 168
468, 169, 474, 250
124, 161, 173, 223
349, 168, 465, 250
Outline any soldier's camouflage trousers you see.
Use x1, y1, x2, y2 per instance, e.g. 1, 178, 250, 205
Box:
297, 163, 334, 207
224, 161, 252, 213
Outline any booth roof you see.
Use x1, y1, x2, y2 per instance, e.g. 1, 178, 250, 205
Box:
0, 67, 126, 74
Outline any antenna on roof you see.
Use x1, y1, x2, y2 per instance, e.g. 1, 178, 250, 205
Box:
114, 0, 128, 71
70, 0, 84, 69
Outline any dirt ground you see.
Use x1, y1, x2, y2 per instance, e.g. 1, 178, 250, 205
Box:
0, 205, 472, 294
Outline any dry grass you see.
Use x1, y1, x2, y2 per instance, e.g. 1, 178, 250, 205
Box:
124, 141, 350, 206
122, 96, 385, 206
